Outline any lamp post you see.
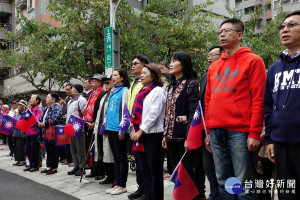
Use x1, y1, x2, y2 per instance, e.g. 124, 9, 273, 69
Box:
105, 0, 123, 76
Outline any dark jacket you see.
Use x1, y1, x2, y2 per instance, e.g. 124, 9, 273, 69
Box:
39, 103, 63, 127
264, 51, 300, 144
165, 77, 200, 139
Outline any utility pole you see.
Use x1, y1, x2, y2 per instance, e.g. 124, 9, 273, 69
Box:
105, 0, 123, 76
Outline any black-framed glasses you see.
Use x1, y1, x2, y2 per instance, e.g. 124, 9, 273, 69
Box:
132, 62, 142, 66
278, 22, 300, 30
207, 53, 221, 58
104, 81, 110, 85
218, 28, 240, 35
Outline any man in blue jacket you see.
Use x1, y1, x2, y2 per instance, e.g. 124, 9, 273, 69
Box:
264, 10, 300, 199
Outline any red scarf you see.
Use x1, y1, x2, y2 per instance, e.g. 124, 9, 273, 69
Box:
131, 84, 157, 128
84, 87, 103, 123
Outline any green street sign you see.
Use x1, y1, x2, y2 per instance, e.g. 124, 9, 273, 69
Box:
105, 26, 113, 68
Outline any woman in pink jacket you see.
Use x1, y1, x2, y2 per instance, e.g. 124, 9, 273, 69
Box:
24, 94, 43, 172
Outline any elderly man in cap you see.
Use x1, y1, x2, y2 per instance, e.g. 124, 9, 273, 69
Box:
67, 84, 88, 176
84, 74, 107, 179
12, 100, 27, 166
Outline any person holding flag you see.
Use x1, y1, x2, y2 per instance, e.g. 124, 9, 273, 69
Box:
23, 95, 43, 172
130, 63, 166, 200
66, 84, 87, 176
7, 101, 18, 156
38, 93, 63, 175
84, 74, 106, 179
162, 52, 206, 199
105, 69, 130, 195
94, 76, 115, 186
12, 100, 28, 167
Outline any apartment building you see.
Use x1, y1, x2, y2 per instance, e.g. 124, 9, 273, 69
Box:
0, 0, 13, 95
2, 0, 64, 97
272, 0, 300, 18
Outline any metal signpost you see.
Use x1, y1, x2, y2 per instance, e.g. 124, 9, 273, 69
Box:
105, 0, 123, 77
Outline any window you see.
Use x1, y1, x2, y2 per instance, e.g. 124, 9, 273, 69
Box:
273, 0, 280, 9
28, 0, 33, 9
236, 10, 243, 16
292, 0, 300, 3
245, 6, 255, 14
256, 19, 263, 29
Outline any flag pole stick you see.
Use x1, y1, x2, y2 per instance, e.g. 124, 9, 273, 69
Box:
80, 134, 95, 182
199, 103, 208, 137
169, 151, 187, 181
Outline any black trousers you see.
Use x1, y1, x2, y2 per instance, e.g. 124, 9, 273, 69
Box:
45, 140, 59, 169
26, 134, 40, 168
275, 143, 300, 200
167, 139, 185, 173
104, 162, 115, 181
138, 133, 164, 200
108, 131, 128, 187
13, 137, 25, 162
184, 147, 206, 199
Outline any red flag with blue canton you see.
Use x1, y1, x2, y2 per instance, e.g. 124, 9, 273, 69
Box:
170, 153, 199, 200
55, 125, 71, 146
186, 103, 205, 151
120, 103, 130, 136
89, 141, 97, 167
15, 110, 37, 132
0, 113, 18, 135
64, 115, 85, 139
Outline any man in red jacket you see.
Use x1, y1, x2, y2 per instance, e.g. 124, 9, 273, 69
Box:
205, 18, 266, 200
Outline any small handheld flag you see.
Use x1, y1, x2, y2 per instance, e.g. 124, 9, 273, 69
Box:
186, 103, 206, 151
15, 110, 37, 132
55, 125, 71, 146
64, 115, 85, 139
0, 113, 18, 135
120, 103, 130, 136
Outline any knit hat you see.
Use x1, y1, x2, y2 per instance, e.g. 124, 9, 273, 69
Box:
73, 84, 84, 93
17, 99, 27, 107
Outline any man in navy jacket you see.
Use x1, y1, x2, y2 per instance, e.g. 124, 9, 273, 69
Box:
264, 10, 300, 199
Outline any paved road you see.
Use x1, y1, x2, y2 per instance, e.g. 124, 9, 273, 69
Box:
0, 169, 77, 200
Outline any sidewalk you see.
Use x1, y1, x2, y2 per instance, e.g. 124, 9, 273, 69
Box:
1, 141, 205, 200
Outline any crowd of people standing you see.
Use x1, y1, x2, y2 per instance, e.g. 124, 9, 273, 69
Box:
1, 10, 300, 200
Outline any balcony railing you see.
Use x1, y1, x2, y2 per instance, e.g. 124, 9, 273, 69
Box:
16, 0, 27, 9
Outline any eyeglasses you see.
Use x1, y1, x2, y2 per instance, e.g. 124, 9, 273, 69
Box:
207, 53, 221, 58
278, 22, 300, 30
132, 62, 142, 66
104, 81, 110, 85
218, 28, 240, 35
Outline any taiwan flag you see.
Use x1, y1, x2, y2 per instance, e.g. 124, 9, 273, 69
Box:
55, 125, 71, 146
186, 103, 206, 151
170, 152, 199, 200
0, 113, 18, 135
64, 115, 85, 139
120, 103, 130, 136
15, 110, 37, 132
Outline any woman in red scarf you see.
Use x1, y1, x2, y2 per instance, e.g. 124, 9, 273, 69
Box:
131, 63, 166, 200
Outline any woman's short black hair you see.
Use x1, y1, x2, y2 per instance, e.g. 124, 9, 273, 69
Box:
49, 92, 59, 103
170, 51, 194, 80
114, 68, 130, 88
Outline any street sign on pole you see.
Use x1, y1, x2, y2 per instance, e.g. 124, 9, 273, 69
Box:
105, 26, 113, 76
